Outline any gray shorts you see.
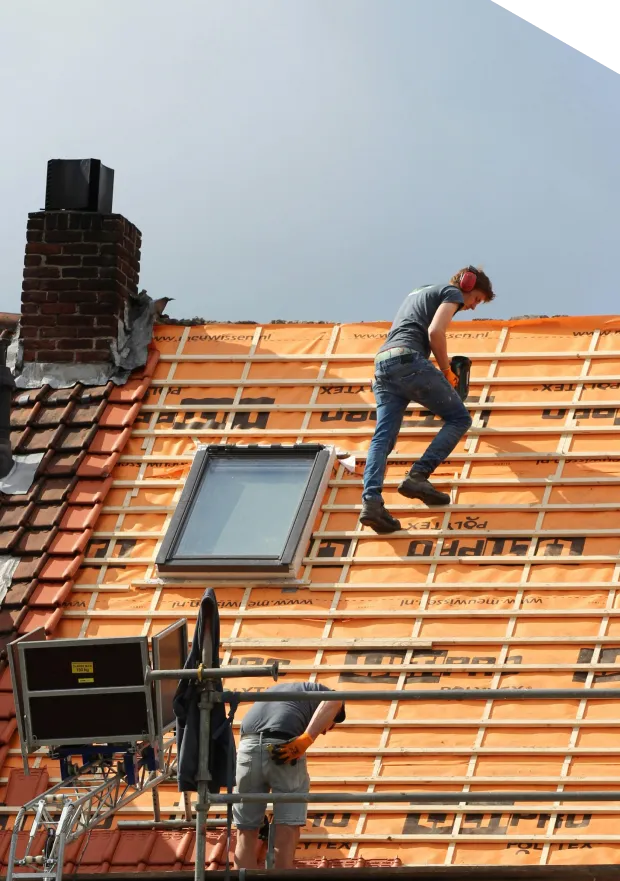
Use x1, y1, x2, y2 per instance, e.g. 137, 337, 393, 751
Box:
233, 734, 310, 828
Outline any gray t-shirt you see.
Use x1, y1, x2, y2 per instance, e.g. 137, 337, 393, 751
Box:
378, 284, 464, 359
240, 682, 346, 737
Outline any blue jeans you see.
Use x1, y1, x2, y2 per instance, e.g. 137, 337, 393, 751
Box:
362, 352, 472, 501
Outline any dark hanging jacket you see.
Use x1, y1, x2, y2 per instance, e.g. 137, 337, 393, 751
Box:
173, 587, 236, 792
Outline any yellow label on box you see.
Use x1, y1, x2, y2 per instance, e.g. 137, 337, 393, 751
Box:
78, 677, 94, 684
71, 662, 93, 674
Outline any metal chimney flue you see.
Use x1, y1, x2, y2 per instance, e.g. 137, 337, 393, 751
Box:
45, 158, 114, 213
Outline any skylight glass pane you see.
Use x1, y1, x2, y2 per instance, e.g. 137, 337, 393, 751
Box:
175, 456, 315, 558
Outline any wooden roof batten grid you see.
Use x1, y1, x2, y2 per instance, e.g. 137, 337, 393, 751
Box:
6, 316, 620, 873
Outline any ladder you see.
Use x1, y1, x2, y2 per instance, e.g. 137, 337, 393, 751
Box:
5, 738, 176, 881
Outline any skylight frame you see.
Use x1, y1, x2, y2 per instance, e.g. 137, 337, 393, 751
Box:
156, 444, 334, 579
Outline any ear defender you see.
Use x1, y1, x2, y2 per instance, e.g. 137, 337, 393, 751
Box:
459, 270, 477, 293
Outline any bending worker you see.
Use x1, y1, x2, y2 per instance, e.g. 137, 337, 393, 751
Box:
233, 681, 346, 870
361, 266, 495, 534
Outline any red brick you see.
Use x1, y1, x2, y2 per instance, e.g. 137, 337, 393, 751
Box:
35, 349, 68, 362
21, 314, 54, 327
24, 255, 42, 267
45, 278, 80, 291
26, 230, 43, 243
40, 325, 78, 338
19, 338, 56, 351
57, 291, 92, 304
61, 266, 100, 278
21, 291, 48, 303
62, 243, 100, 255
40, 302, 75, 314
26, 242, 62, 255
85, 231, 121, 243
95, 314, 118, 328
73, 325, 102, 339
75, 350, 109, 362
62, 314, 96, 326
21, 303, 38, 315
43, 230, 83, 243
93, 291, 120, 305
78, 279, 115, 291
22, 279, 42, 291
78, 303, 113, 315
57, 338, 94, 350
23, 266, 60, 279
27, 214, 45, 229
45, 255, 81, 266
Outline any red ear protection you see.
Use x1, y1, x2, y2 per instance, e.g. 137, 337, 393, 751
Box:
459, 270, 477, 293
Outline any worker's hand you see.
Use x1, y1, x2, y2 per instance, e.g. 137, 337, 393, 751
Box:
442, 367, 459, 389
270, 732, 314, 765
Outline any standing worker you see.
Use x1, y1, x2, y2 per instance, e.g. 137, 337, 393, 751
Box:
361, 266, 495, 534
233, 681, 346, 871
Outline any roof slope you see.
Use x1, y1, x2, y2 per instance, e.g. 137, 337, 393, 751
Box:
3, 316, 620, 872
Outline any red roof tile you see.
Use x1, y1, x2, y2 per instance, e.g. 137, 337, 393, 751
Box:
48, 530, 90, 555
0, 346, 167, 871
4, 769, 49, 805
15, 529, 56, 554
69, 477, 113, 505
0, 528, 21, 554
89, 428, 131, 454
0, 502, 34, 529
60, 503, 102, 531
99, 402, 142, 428
28, 580, 72, 607
108, 377, 150, 403
28, 504, 65, 528
38, 555, 82, 582
37, 478, 73, 502
77, 451, 120, 477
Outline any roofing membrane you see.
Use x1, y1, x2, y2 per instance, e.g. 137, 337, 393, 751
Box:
3, 315, 620, 871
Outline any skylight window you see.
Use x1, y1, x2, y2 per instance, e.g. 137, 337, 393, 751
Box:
156, 444, 334, 579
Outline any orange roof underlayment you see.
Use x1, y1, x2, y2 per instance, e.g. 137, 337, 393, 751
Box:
3, 314, 620, 872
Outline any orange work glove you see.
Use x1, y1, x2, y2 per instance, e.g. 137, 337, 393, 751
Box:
442, 367, 459, 389
270, 732, 314, 765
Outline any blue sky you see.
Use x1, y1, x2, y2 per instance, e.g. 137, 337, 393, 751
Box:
0, 0, 618, 323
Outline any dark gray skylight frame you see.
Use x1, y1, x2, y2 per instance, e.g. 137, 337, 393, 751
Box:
156, 444, 335, 580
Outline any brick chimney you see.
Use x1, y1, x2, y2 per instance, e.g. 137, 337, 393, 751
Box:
20, 160, 141, 365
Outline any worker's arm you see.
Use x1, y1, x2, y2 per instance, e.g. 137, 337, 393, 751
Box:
428, 302, 460, 371
270, 700, 344, 765
306, 700, 344, 739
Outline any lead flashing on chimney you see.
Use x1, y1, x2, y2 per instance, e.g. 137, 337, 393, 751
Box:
0, 557, 20, 606
0, 452, 45, 496
15, 295, 158, 390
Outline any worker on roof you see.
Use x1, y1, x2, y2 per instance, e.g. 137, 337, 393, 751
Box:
233, 681, 346, 871
360, 266, 495, 534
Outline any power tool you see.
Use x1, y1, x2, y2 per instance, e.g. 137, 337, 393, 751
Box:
450, 355, 471, 402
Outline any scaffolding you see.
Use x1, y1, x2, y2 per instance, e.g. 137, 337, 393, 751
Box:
8, 622, 620, 881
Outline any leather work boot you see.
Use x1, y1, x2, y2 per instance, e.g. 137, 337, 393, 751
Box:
360, 498, 401, 534
398, 471, 451, 506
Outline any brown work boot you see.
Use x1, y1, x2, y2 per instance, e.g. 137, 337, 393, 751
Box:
360, 498, 401, 534
398, 471, 450, 506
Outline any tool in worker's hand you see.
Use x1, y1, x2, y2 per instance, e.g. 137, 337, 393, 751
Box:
269, 732, 314, 765
450, 355, 471, 401
442, 367, 459, 389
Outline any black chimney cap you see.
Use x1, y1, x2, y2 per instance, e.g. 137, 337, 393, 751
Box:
45, 159, 114, 213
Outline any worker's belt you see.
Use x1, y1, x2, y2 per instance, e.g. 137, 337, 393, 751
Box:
375, 346, 417, 365
240, 729, 296, 741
